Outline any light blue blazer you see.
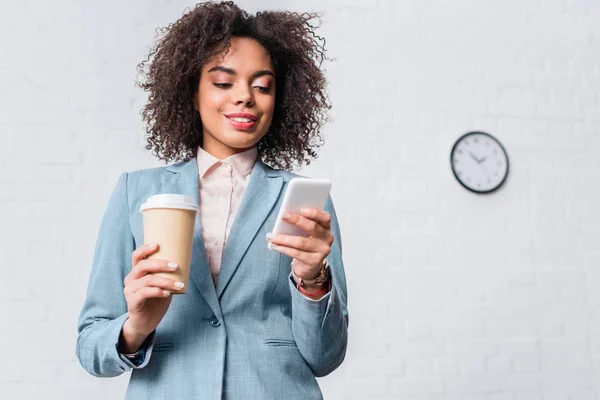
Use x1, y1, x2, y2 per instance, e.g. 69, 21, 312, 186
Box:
76, 156, 349, 400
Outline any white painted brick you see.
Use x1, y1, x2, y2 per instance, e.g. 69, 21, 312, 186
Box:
541, 371, 595, 391
1, 300, 47, 323
498, 375, 541, 392
405, 360, 434, 377
489, 394, 517, 400
456, 396, 487, 400
488, 355, 514, 374
460, 357, 487, 374
486, 319, 537, 339
514, 355, 541, 374
445, 376, 499, 394
371, 355, 405, 378
541, 393, 571, 400
0, 356, 23, 383
389, 341, 446, 359
331, 377, 390, 397
433, 358, 461, 376
390, 378, 444, 395
498, 341, 539, 356
445, 320, 487, 339
515, 394, 542, 400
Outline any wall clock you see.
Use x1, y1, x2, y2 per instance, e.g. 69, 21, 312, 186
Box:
450, 131, 509, 194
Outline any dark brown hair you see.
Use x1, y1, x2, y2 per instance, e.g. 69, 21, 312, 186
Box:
136, 1, 332, 171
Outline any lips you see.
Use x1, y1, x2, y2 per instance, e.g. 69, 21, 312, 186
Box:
224, 112, 258, 122
224, 112, 258, 131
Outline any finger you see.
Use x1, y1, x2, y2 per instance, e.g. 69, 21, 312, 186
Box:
281, 212, 328, 238
267, 233, 322, 253
300, 208, 331, 230
131, 259, 179, 280
130, 287, 172, 306
128, 275, 185, 294
132, 243, 160, 267
269, 243, 321, 266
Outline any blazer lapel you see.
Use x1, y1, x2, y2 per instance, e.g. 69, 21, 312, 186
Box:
216, 158, 284, 299
163, 158, 221, 319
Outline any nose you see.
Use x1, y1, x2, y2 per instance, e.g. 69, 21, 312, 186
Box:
232, 85, 254, 107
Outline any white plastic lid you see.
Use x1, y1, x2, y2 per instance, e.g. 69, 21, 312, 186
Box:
139, 194, 199, 212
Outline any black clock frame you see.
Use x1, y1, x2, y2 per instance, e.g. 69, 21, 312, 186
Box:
450, 131, 510, 194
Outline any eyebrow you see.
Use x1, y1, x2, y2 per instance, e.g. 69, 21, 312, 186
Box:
207, 66, 275, 79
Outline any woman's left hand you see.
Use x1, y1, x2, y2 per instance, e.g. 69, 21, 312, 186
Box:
266, 208, 334, 280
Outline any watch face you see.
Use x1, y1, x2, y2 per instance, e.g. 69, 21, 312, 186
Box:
450, 131, 509, 194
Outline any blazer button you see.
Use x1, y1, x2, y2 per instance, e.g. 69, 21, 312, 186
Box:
209, 315, 221, 327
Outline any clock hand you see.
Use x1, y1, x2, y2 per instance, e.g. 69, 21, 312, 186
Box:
469, 152, 480, 164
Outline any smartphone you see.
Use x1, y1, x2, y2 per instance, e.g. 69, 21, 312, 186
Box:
268, 177, 332, 249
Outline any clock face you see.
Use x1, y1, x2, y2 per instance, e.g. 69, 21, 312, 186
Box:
450, 131, 509, 194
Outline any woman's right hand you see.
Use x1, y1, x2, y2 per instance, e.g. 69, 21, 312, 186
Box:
119, 243, 184, 353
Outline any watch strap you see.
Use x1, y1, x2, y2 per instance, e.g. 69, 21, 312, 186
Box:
292, 259, 330, 288
121, 349, 142, 359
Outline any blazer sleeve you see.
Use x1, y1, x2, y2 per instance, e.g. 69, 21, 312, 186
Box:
76, 172, 157, 377
288, 194, 349, 377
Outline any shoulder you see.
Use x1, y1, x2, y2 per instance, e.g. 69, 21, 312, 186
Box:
126, 163, 171, 179
116, 162, 177, 207
121, 163, 171, 187
126, 158, 197, 181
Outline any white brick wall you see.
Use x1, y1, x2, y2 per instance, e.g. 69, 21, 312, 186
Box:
1, 0, 599, 398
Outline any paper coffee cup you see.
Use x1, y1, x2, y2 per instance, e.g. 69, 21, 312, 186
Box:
140, 194, 198, 294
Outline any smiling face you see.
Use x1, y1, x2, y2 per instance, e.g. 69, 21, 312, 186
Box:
193, 36, 276, 159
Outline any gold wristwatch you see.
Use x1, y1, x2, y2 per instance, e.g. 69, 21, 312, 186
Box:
293, 258, 330, 288
122, 349, 141, 359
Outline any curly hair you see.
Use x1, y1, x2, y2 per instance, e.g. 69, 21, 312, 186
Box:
135, 1, 332, 171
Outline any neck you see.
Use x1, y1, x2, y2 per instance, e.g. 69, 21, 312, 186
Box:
201, 138, 255, 160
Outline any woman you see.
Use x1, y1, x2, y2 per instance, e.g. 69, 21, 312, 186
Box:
76, 2, 349, 399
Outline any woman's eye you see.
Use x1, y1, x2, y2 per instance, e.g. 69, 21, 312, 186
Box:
254, 86, 270, 93
213, 83, 232, 88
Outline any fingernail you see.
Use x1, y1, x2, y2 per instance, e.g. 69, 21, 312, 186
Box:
268, 242, 273, 251
282, 212, 291, 220
162, 290, 171, 296
301, 208, 310, 215
266, 233, 273, 240
167, 262, 178, 269
174, 282, 185, 289
148, 243, 157, 248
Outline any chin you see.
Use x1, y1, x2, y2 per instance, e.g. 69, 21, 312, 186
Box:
222, 129, 265, 146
